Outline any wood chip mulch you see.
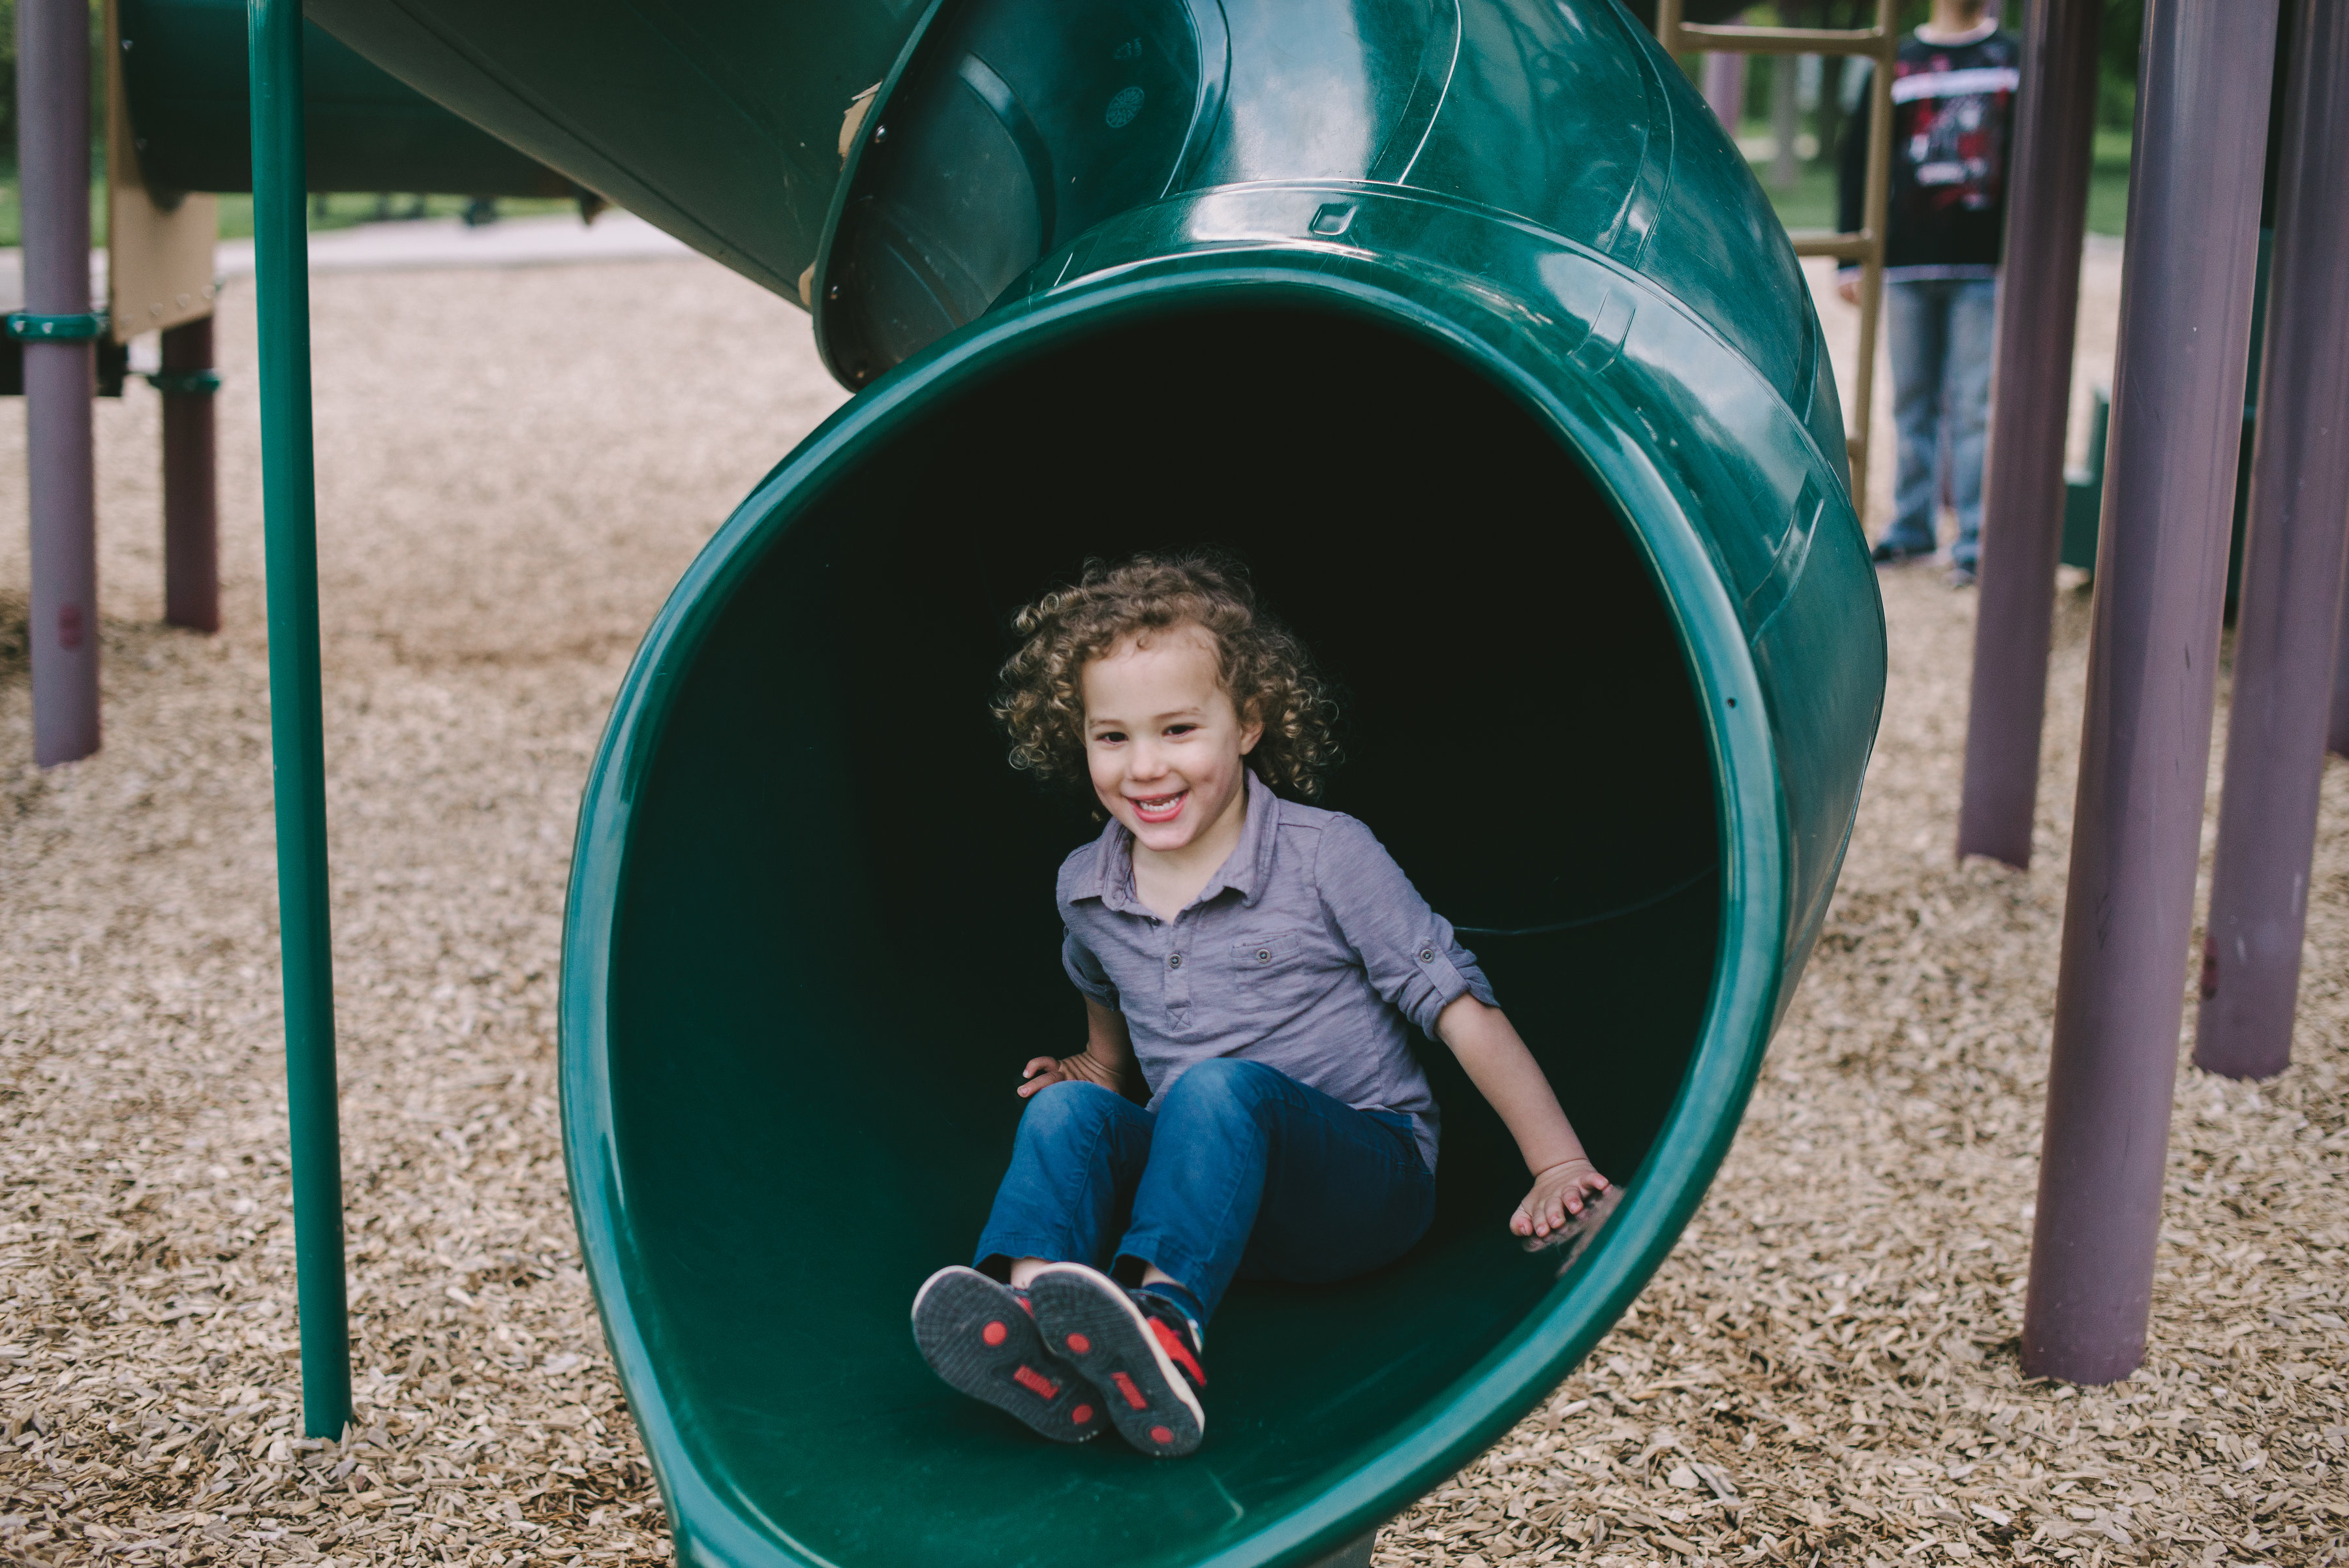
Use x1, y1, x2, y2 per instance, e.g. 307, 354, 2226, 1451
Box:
1, 249, 2341, 1568
1376, 573, 2349, 1568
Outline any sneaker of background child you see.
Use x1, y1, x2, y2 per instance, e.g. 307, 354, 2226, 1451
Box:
1027, 1263, 1207, 1458
911, 1266, 1106, 1443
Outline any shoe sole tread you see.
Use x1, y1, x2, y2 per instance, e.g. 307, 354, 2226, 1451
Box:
1028, 1265, 1204, 1458
911, 1267, 1104, 1444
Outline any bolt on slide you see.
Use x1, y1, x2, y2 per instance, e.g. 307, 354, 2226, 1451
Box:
288, 0, 1885, 1563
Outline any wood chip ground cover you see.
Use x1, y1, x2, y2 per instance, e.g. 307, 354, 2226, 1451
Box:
0, 251, 2341, 1568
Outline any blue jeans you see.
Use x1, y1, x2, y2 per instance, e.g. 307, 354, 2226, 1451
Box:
973, 1059, 1437, 1323
1880, 277, 1999, 570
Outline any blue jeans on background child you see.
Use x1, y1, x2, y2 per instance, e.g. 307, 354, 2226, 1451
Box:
975, 1058, 1437, 1323
1878, 277, 1999, 572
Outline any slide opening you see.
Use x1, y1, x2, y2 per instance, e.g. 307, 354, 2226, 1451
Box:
599, 303, 1722, 1558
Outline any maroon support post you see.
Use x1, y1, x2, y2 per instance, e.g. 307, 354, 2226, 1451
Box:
159, 318, 223, 634
16, 0, 100, 765
2022, 0, 2281, 1385
1954, 0, 2103, 870
2194, 0, 2349, 1082
1701, 50, 1746, 130
2333, 576, 2349, 758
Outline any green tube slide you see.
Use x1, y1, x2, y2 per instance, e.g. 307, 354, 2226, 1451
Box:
116, 0, 574, 197
285, 1, 1884, 1563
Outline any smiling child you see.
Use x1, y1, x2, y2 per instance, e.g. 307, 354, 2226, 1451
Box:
910, 551, 1609, 1458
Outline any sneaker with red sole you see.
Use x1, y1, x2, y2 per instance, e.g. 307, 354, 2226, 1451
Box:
1027, 1264, 1207, 1458
911, 1266, 1107, 1443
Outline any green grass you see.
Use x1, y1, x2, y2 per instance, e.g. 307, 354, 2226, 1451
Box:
2083, 127, 2133, 238
0, 161, 579, 249
1742, 127, 2135, 241
1751, 162, 1841, 235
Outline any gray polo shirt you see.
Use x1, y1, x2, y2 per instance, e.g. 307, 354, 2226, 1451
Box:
1058, 769, 1494, 1170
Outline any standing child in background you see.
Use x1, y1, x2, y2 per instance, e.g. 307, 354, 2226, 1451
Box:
1836, 0, 2020, 589
909, 552, 1610, 1459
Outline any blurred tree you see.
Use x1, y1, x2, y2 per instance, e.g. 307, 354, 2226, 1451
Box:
1, 0, 14, 159
2, 1, 112, 169
2100, 0, 2143, 126
1, 1, 112, 168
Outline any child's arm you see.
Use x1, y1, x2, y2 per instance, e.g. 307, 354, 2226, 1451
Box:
1019, 996, 1146, 1103
1436, 994, 1611, 1241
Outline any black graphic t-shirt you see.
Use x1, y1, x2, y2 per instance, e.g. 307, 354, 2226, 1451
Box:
1836, 25, 2021, 279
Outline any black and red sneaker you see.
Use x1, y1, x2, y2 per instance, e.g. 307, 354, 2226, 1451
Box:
911, 1266, 1107, 1443
1027, 1263, 1207, 1458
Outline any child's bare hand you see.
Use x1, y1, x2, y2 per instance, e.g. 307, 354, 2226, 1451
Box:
1510, 1158, 1610, 1240
1017, 1053, 1123, 1098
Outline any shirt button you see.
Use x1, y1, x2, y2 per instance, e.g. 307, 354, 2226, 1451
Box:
1256, 948, 1272, 963
1419, 948, 1435, 962
1169, 954, 1183, 969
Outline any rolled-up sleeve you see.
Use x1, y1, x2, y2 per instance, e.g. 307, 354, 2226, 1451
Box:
1314, 817, 1497, 1037
1061, 927, 1118, 1007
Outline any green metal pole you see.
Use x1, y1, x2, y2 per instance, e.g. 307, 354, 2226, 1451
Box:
248, 0, 350, 1439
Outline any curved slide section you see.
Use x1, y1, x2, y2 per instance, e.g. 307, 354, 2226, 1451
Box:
294, 2, 1885, 1565
298, 0, 1757, 304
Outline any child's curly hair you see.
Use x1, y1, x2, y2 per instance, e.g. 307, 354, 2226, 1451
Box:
994, 551, 1340, 799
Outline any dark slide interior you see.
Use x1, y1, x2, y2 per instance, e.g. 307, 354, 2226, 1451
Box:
605, 310, 1721, 1561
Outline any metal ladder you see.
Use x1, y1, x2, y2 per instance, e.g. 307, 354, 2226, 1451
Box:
1654, 0, 1899, 521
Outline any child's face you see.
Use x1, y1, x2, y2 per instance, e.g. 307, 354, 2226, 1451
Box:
1080, 625, 1264, 856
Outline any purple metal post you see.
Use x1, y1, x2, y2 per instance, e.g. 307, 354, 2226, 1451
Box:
161, 318, 223, 634
1702, 49, 1747, 129
2194, 0, 2349, 1082
16, 0, 99, 765
1955, 0, 2103, 870
2023, 0, 2281, 1385
2332, 573, 2349, 757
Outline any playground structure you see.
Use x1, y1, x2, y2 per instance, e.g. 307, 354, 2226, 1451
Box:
1941, 0, 2348, 1381
1656, 0, 1896, 525
299, 1, 1877, 1563
4, 1, 2347, 1565
3, 0, 585, 761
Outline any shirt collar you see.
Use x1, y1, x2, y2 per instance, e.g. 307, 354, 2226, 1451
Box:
1915, 18, 1997, 45
1080, 768, 1280, 915
1208, 769, 1280, 909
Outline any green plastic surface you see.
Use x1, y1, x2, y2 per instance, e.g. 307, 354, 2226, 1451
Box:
2061, 388, 2110, 573
118, 0, 573, 197
4, 311, 110, 341
298, 0, 1884, 1562
296, 0, 1749, 300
